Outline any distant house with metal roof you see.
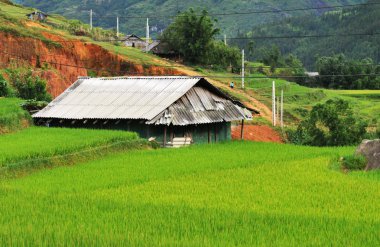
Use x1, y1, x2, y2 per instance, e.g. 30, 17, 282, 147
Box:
123, 34, 146, 48
26, 11, 48, 22
33, 76, 256, 146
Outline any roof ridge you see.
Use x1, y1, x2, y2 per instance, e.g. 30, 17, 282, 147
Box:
79, 76, 204, 80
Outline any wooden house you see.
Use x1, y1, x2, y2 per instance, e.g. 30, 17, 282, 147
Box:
33, 76, 257, 147
26, 11, 48, 22
123, 34, 146, 48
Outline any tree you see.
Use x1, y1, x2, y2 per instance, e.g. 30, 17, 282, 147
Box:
316, 54, 380, 89
288, 99, 367, 146
260, 45, 282, 72
160, 9, 241, 68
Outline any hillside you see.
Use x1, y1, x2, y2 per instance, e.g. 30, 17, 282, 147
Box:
235, 0, 380, 68
1, 0, 379, 128
14, 0, 365, 37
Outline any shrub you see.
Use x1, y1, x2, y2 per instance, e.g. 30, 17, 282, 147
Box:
287, 99, 368, 146
6, 68, 52, 102
0, 74, 9, 97
341, 155, 367, 170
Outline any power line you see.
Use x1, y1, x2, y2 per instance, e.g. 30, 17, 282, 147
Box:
2, 2, 380, 19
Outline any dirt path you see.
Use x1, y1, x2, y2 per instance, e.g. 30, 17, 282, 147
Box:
231, 125, 283, 143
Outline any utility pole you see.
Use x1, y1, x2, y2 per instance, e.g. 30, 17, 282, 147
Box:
277, 96, 280, 124
90, 9, 93, 30
116, 16, 119, 38
146, 18, 150, 52
281, 89, 284, 128
241, 49, 245, 89
272, 81, 276, 126
224, 34, 227, 46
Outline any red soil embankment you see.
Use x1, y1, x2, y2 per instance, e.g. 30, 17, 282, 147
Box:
0, 32, 183, 97
232, 125, 283, 143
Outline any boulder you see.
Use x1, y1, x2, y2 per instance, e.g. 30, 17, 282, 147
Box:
355, 139, 380, 170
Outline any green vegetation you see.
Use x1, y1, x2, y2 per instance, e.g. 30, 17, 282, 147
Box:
238, 0, 380, 68
6, 67, 52, 101
287, 99, 367, 146
0, 127, 142, 175
342, 154, 367, 170
0, 97, 31, 133
17, 0, 364, 38
0, 74, 9, 96
161, 9, 241, 68
199, 67, 380, 125
0, 142, 378, 245
315, 54, 380, 89
1, 1, 378, 130
0, 127, 137, 164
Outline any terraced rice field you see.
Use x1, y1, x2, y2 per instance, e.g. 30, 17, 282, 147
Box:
0, 141, 378, 246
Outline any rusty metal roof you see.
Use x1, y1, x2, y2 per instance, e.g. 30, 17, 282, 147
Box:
34, 76, 253, 125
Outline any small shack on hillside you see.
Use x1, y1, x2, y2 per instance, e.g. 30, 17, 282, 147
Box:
123, 34, 146, 48
26, 11, 48, 22
33, 76, 257, 147
148, 41, 179, 59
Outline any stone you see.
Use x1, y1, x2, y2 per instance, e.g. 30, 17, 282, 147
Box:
355, 139, 380, 170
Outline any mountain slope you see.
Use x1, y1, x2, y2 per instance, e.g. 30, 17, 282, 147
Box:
235, 0, 380, 68
15, 0, 365, 37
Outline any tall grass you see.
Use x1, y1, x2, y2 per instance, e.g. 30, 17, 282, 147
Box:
0, 142, 378, 246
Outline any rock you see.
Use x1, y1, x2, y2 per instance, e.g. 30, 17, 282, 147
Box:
355, 139, 380, 170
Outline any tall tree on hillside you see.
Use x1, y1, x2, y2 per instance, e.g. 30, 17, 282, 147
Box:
160, 9, 220, 64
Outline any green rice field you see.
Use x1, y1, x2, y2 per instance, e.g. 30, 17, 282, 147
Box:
0, 126, 138, 167
0, 141, 379, 246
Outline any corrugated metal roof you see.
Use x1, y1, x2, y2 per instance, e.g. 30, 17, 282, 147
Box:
146, 86, 252, 126
34, 76, 253, 125
34, 76, 201, 120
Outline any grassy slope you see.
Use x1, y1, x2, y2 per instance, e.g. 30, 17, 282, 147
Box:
199, 67, 380, 124
0, 97, 31, 133
0, 142, 379, 245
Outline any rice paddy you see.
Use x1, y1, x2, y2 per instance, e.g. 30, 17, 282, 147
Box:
0, 126, 138, 168
0, 141, 378, 246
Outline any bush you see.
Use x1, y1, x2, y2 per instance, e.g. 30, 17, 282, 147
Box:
341, 155, 367, 170
287, 99, 368, 146
6, 68, 52, 102
0, 75, 9, 97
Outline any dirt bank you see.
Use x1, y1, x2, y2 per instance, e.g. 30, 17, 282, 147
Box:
232, 125, 283, 143
0, 32, 182, 97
